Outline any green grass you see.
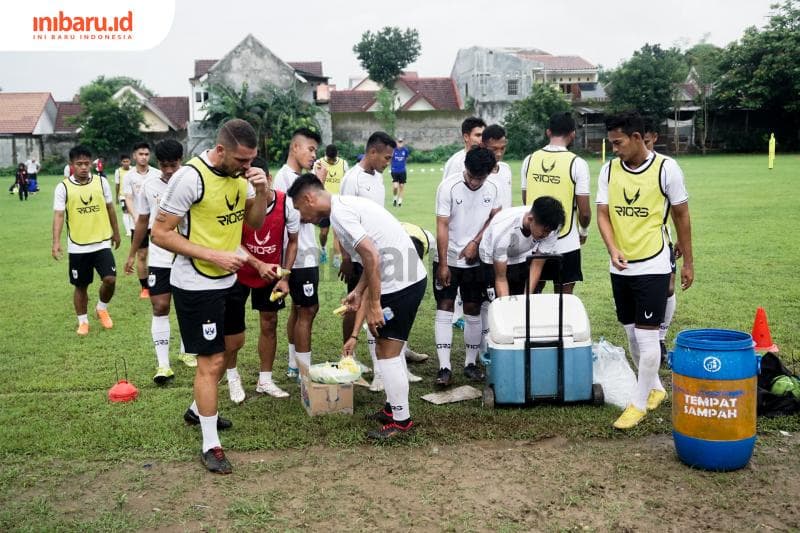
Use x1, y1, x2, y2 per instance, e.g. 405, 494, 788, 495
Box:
0, 153, 798, 468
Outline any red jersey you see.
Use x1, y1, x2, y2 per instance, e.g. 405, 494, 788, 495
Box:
237, 190, 288, 288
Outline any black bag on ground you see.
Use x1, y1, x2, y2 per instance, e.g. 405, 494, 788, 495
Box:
757, 352, 800, 417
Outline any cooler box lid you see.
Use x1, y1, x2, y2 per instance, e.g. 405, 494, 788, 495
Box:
489, 294, 591, 344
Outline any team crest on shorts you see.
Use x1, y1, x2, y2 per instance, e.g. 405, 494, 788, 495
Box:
486, 287, 496, 301
148, 273, 156, 287
71, 269, 78, 279
202, 322, 217, 340
303, 282, 314, 297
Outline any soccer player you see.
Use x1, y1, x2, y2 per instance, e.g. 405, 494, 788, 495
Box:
390, 137, 409, 207
479, 197, 565, 299
152, 119, 269, 474
441, 116, 486, 180
434, 147, 501, 387
124, 142, 161, 298
272, 128, 323, 379
596, 111, 694, 430
52, 145, 121, 336
521, 112, 591, 295
114, 155, 133, 235
314, 144, 348, 267
224, 156, 299, 403
643, 117, 677, 360
482, 125, 513, 209
124, 139, 197, 384
287, 174, 427, 440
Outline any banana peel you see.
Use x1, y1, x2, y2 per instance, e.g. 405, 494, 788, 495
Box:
333, 304, 348, 317
270, 290, 286, 302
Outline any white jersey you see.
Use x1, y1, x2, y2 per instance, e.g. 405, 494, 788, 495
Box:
136, 174, 175, 268
487, 161, 513, 209
521, 145, 591, 254
596, 151, 689, 276
330, 195, 426, 295
340, 163, 385, 206
123, 166, 160, 214
479, 206, 557, 265
441, 149, 466, 181
159, 151, 256, 291
273, 164, 319, 269
435, 173, 502, 268
53, 175, 114, 254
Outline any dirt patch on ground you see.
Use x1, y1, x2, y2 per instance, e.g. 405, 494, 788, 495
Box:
6, 434, 800, 532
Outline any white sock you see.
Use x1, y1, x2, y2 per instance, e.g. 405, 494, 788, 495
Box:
624, 324, 639, 369
464, 314, 483, 366
435, 310, 453, 370
259, 371, 273, 383
190, 400, 198, 415
660, 294, 677, 341
151, 315, 171, 368
479, 301, 490, 354
199, 413, 221, 452
402, 341, 409, 357
452, 293, 463, 323
226, 367, 240, 381
77, 314, 88, 325
632, 328, 661, 410
296, 351, 311, 369
398, 198, 403, 205
288, 343, 297, 368
180, 338, 186, 354
96, 301, 108, 311
367, 332, 378, 373
377, 356, 410, 422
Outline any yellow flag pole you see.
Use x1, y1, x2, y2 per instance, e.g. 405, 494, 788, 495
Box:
768, 133, 775, 170
601, 138, 606, 163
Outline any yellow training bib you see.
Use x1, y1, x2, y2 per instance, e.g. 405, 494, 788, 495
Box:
184, 156, 248, 278
63, 175, 112, 245
319, 157, 346, 194
525, 149, 577, 238
607, 154, 669, 262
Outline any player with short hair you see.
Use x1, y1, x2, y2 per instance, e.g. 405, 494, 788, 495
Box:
224, 156, 299, 403
52, 145, 122, 335
114, 155, 133, 235
521, 112, 591, 295
391, 137, 410, 207
597, 111, 694, 430
441, 116, 486, 180
152, 119, 270, 474
434, 147, 502, 387
314, 143, 348, 267
272, 128, 323, 379
287, 174, 427, 440
481, 125, 513, 209
125, 139, 196, 384
124, 142, 161, 298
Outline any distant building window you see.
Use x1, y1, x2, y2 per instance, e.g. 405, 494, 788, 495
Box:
559, 84, 573, 94
195, 91, 209, 103
478, 73, 490, 95
507, 79, 519, 96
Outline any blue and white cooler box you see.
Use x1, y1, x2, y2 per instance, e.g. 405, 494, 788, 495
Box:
483, 294, 593, 404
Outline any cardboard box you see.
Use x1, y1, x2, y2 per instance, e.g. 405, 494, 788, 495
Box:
297, 360, 354, 416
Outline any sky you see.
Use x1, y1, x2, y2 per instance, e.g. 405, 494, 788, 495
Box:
0, 0, 778, 100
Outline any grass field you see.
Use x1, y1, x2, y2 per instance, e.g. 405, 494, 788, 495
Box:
1, 154, 799, 530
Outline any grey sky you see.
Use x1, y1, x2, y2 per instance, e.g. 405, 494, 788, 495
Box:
0, 0, 777, 100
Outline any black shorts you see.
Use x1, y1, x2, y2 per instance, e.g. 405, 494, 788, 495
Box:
539, 248, 582, 284
288, 266, 319, 307
432, 263, 484, 305
68, 248, 116, 287
378, 278, 426, 341
224, 280, 286, 335
391, 171, 407, 183
610, 273, 670, 327
172, 286, 228, 355
346, 262, 365, 293
481, 261, 529, 300
319, 217, 331, 228
131, 229, 150, 249
147, 266, 172, 296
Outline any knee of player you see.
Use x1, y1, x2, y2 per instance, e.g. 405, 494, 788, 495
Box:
152, 302, 170, 316
436, 299, 455, 312
299, 305, 319, 320
463, 303, 481, 315
101, 275, 116, 286
259, 312, 278, 332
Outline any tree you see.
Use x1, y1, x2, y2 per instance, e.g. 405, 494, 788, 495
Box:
88, 75, 156, 97
608, 43, 688, 119
203, 82, 320, 163
502, 83, 572, 159
72, 78, 145, 158
353, 26, 421, 134
714, 0, 800, 147
685, 43, 723, 154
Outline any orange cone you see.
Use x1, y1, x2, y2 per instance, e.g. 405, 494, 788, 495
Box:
751, 307, 778, 352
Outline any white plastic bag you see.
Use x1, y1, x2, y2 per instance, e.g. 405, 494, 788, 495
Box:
309, 358, 361, 384
592, 338, 637, 409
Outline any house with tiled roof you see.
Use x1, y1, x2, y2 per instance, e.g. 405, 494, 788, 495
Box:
0, 92, 58, 166
451, 46, 601, 124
